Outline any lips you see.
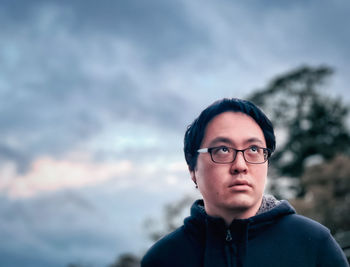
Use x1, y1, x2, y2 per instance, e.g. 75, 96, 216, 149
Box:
228, 180, 252, 188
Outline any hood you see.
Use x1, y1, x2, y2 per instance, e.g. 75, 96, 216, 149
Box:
184, 196, 295, 235
183, 196, 296, 267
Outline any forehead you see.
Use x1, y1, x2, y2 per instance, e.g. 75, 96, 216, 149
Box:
202, 111, 266, 146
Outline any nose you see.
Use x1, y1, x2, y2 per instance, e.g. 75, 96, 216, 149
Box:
230, 151, 248, 174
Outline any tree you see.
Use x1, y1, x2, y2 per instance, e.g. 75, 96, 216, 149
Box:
144, 195, 195, 242
66, 263, 92, 267
290, 155, 350, 234
109, 253, 140, 267
248, 66, 350, 196
290, 154, 350, 263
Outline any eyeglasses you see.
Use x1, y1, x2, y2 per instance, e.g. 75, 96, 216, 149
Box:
197, 145, 271, 164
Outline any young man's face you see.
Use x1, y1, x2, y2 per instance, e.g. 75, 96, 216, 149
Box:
190, 111, 268, 220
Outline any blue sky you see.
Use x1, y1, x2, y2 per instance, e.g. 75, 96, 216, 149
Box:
1, 0, 350, 266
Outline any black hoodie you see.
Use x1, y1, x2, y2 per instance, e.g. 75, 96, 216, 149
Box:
142, 198, 348, 267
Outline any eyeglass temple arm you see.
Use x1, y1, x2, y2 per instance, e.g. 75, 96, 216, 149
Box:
197, 148, 209, 153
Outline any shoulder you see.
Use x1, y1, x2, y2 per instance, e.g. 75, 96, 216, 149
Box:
264, 200, 331, 238
274, 213, 333, 243
145, 226, 187, 255
282, 213, 330, 235
141, 226, 201, 267
276, 214, 348, 266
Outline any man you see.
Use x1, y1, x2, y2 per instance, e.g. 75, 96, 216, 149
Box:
141, 98, 349, 267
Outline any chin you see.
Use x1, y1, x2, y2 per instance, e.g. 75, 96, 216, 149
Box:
226, 195, 258, 211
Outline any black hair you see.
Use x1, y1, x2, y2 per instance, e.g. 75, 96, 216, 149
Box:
184, 98, 276, 171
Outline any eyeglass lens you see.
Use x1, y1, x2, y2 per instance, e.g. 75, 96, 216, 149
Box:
210, 147, 267, 163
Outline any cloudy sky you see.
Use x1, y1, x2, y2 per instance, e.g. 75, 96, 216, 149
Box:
1, 0, 349, 266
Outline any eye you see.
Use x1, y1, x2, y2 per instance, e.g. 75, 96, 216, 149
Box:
213, 146, 230, 154
219, 146, 230, 153
248, 145, 259, 153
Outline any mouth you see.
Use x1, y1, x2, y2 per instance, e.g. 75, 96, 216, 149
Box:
228, 180, 252, 188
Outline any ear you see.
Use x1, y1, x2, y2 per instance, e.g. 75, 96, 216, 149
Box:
189, 166, 197, 185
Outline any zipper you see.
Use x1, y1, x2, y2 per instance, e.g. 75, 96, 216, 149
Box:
226, 229, 233, 242
225, 229, 235, 267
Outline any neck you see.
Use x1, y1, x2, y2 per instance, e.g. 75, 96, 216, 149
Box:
204, 199, 263, 226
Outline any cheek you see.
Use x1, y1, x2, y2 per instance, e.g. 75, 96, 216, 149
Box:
254, 165, 268, 188
196, 161, 219, 187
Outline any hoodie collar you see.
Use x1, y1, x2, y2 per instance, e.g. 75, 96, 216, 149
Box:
256, 194, 281, 215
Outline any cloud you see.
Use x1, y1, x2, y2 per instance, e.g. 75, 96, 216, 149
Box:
0, 3, 192, 171
0, 189, 122, 267
1, 0, 349, 174
0, 155, 192, 266
0, 142, 190, 199
0, 157, 132, 198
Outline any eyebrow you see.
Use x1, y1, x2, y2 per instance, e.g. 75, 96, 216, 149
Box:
244, 138, 265, 146
208, 136, 265, 147
208, 137, 233, 147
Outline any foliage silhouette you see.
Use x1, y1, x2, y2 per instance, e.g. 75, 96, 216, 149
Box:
248, 65, 350, 196
144, 195, 195, 242
291, 155, 350, 263
109, 253, 140, 267
291, 155, 350, 234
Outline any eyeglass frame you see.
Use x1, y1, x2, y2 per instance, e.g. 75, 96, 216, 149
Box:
197, 145, 271, 164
